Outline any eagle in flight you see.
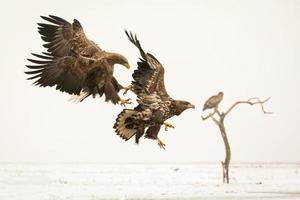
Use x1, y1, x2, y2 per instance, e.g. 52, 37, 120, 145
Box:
203, 92, 224, 111
113, 31, 195, 149
26, 15, 131, 105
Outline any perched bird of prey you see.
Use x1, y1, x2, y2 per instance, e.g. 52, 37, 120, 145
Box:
113, 31, 195, 149
26, 15, 131, 105
203, 92, 224, 111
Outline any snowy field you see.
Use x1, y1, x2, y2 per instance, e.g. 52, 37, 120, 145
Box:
0, 163, 299, 200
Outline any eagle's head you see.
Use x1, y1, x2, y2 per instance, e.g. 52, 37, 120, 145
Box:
172, 100, 195, 116
218, 91, 224, 97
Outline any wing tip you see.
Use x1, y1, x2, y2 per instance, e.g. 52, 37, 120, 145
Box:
40, 15, 69, 25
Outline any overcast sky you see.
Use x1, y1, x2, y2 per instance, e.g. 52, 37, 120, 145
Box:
0, 0, 299, 163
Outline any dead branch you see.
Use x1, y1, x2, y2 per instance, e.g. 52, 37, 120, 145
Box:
201, 95, 272, 184
201, 110, 216, 120
224, 97, 272, 117
211, 116, 220, 126
202, 108, 223, 121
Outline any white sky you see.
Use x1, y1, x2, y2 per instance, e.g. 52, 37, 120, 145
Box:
0, 0, 299, 163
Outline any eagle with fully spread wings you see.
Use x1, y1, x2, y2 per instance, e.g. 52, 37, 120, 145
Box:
203, 92, 224, 111
113, 31, 195, 149
26, 15, 131, 105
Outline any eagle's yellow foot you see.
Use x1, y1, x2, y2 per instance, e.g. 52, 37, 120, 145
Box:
119, 98, 132, 106
123, 85, 133, 96
157, 138, 166, 150
164, 122, 175, 131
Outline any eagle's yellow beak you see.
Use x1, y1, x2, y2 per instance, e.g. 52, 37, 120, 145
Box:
124, 63, 130, 69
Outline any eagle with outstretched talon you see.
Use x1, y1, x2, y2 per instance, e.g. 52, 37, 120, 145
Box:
26, 15, 131, 105
113, 31, 195, 149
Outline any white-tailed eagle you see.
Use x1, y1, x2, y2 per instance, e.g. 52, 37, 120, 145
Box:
203, 92, 224, 111
26, 15, 131, 105
114, 31, 195, 149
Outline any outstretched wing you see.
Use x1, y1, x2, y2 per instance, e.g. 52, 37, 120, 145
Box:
38, 15, 102, 57
125, 31, 170, 101
26, 15, 104, 95
26, 53, 91, 95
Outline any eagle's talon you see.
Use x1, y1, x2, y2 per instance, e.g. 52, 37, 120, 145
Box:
157, 139, 166, 149
119, 98, 132, 106
164, 122, 174, 131
123, 85, 133, 96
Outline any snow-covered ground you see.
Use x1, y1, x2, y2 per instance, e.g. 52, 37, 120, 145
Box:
0, 163, 299, 200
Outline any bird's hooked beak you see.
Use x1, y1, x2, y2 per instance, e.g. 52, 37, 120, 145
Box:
187, 103, 195, 109
124, 63, 130, 69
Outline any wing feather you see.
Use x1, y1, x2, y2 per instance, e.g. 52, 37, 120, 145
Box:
38, 15, 102, 58
25, 53, 84, 94
26, 16, 107, 96
125, 30, 170, 100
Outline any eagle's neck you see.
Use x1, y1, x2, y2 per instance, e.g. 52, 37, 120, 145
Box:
170, 100, 184, 116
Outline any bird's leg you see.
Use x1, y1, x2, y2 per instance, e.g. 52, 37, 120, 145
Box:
119, 98, 132, 106
157, 138, 166, 149
122, 85, 133, 96
163, 122, 175, 131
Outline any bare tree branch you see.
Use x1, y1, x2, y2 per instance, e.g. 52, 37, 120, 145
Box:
247, 97, 273, 114
201, 110, 216, 120
211, 116, 220, 126
201, 95, 272, 184
215, 109, 222, 118
202, 107, 223, 121
224, 97, 272, 116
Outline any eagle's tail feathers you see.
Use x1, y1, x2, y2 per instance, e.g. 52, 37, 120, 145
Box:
114, 109, 139, 141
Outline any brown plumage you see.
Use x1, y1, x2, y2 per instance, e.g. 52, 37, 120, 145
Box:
203, 92, 224, 111
113, 31, 195, 149
25, 15, 130, 104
